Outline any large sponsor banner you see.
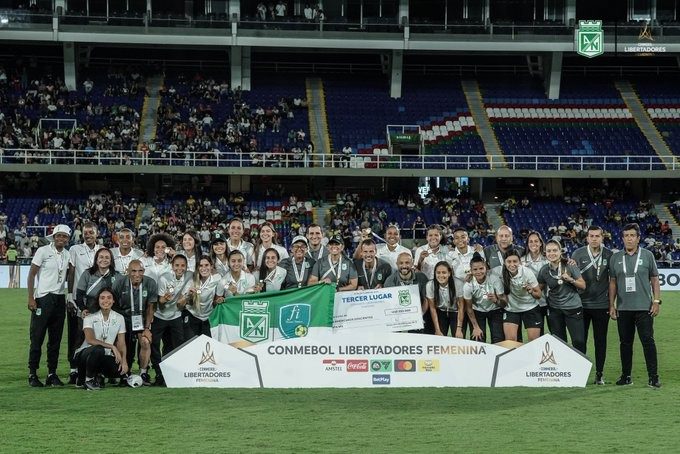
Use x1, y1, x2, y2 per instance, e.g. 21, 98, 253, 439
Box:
162, 333, 592, 388
160, 335, 261, 388
333, 285, 423, 333
209, 283, 335, 345
245, 333, 506, 388
658, 268, 680, 291
492, 334, 592, 388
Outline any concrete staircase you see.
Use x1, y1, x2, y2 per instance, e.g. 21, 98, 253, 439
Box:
615, 80, 674, 169
461, 79, 505, 167
484, 203, 505, 230
658, 204, 680, 243
312, 202, 335, 228
138, 74, 165, 145
306, 78, 332, 166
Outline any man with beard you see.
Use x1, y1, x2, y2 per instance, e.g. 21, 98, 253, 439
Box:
384, 252, 430, 333
354, 239, 392, 290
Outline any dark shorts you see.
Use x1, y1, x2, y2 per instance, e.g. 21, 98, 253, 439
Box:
503, 306, 543, 329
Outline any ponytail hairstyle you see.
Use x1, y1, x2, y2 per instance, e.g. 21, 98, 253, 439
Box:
502, 248, 522, 295
433, 260, 456, 309
469, 251, 488, 281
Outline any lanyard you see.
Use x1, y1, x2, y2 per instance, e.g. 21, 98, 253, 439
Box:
399, 272, 414, 286
363, 260, 376, 288
130, 279, 143, 314
227, 271, 246, 293
292, 259, 307, 284
581, 246, 603, 279
322, 256, 341, 283
100, 312, 111, 341
263, 268, 277, 283
52, 243, 66, 276
309, 245, 325, 260
119, 254, 133, 273
198, 275, 212, 292
215, 256, 228, 274
548, 262, 563, 281
86, 271, 108, 296
85, 244, 98, 266
622, 248, 642, 276
472, 276, 491, 297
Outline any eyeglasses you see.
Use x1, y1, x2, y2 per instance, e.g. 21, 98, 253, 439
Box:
292, 245, 307, 250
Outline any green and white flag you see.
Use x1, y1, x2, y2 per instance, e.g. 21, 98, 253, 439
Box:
210, 283, 335, 346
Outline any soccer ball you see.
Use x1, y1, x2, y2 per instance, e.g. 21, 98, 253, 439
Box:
126, 374, 143, 388
294, 325, 308, 337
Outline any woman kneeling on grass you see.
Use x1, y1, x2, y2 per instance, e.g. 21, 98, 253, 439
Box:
74, 287, 128, 391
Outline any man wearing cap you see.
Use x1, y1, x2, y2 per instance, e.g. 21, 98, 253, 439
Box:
111, 227, 144, 274
308, 234, 358, 291
376, 225, 411, 273
65, 221, 101, 384
280, 235, 316, 289
306, 223, 328, 261
354, 239, 392, 290
27, 224, 71, 387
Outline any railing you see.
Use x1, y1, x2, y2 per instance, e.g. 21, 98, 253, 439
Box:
4, 8, 680, 43
1, 149, 678, 172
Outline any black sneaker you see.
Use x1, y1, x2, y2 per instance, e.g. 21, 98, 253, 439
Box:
118, 375, 129, 387
594, 372, 605, 385
28, 374, 44, 388
141, 372, 152, 386
153, 375, 166, 387
108, 377, 119, 385
85, 378, 101, 391
615, 375, 633, 386
75, 376, 85, 389
45, 374, 65, 387
68, 371, 78, 385
648, 375, 661, 389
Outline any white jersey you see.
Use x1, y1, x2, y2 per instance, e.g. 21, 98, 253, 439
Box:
221, 270, 257, 295
32, 243, 69, 298
448, 247, 476, 295
186, 274, 225, 321
414, 244, 449, 280
504, 265, 540, 313
376, 243, 411, 272
254, 244, 289, 269
254, 266, 287, 292
156, 272, 193, 321
227, 240, 255, 266
69, 243, 102, 293
140, 256, 171, 284
111, 247, 144, 274
76, 310, 126, 356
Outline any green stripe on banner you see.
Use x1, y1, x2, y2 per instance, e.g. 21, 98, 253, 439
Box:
209, 283, 336, 344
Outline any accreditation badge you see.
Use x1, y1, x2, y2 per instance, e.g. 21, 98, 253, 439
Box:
625, 277, 636, 293
131, 314, 144, 331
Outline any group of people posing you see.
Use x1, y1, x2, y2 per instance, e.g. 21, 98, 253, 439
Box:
26, 217, 662, 390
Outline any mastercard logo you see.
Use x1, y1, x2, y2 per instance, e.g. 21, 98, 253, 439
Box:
394, 360, 416, 372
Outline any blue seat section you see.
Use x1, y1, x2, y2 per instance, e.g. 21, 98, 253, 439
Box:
503, 200, 671, 256
633, 76, 680, 157
323, 75, 487, 165
480, 75, 661, 167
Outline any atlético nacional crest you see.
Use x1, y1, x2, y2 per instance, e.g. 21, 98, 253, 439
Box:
240, 300, 270, 343
279, 303, 311, 339
576, 20, 604, 58
398, 289, 412, 307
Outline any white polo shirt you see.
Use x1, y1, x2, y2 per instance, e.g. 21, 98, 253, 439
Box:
448, 247, 476, 295
221, 270, 256, 295
140, 256, 171, 284
32, 243, 69, 298
376, 243, 411, 272
69, 243, 102, 292
414, 245, 450, 280
76, 310, 126, 355
227, 240, 255, 266
111, 247, 144, 274
254, 244, 289, 269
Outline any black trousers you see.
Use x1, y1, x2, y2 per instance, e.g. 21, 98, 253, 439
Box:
28, 293, 66, 375
75, 345, 120, 379
151, 316, 183, 376
617, 310, 658, 377
182, 310, 211, 339
436, 309, 460, 337
67, 311, 84, 369
583, 307, 610, 374
473, 309, 504, 343
547, 306, 586, 353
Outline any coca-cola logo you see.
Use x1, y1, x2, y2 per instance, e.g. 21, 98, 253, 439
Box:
346, 360, 369, 372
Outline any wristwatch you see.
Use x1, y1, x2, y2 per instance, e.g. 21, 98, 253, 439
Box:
653, 299, 662, 305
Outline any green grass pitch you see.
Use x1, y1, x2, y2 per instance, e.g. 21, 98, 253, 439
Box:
1, 289, 679, 453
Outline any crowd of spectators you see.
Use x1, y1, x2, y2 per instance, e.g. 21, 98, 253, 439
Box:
153, 72, 311, 167
0, 64, 145, 164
